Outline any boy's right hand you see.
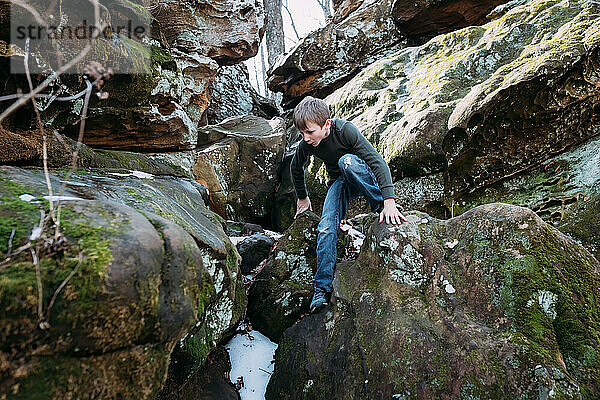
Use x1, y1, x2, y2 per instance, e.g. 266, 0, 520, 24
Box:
295, 197, 312, 218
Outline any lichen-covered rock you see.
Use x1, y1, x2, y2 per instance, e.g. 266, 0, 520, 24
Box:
0, 166, 245, 399
206, 63, 279, 125
247, 211, 320, 341
0, 129, 192, 177
452, 134, 600, 260
328, 0, 600, 196
193, 115, 286, 223
269, 0, 507, 107
267, 203, 600, 399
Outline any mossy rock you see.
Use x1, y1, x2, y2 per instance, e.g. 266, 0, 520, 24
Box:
328, 0, 600, 196
247, 211, 321, 342
0, 166, 245, 398
267, 203, 600, 399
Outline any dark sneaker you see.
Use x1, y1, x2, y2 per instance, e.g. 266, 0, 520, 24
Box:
310, 291, 331, 313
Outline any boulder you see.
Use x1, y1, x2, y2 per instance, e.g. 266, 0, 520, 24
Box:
392, 0, 507, 43
247, 211, 320, 342
193, 115, 286, 223
237, 233, 275, 275
225, 220, 265, 236
0, 166, 245, 398
1, 0, 265, 151
150, 0, 265, 65
0, 129, 192, 177
206, 63, 279, 125
268, 0, 404, 108
452, 134, 600, 260
267, 203, 600, 399
269, 0, 509, 107
158, 345, 240, 400
327, 0, 600, 196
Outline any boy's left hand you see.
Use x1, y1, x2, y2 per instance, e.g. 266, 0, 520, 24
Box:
379, 198, 407, 225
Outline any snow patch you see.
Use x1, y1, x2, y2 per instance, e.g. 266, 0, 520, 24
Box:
226, 330, 277, 400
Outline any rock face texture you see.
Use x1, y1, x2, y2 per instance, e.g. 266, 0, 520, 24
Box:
237, 233, 275, 275
268, 0, 508, 107
327, 0, 600, 195
193, 115, 286, 223
391, 0, 507, 43
206, 64, 279, 125
268, 0, 405, 108
452, 134, 600, 260
266, 203, 600, 399
247, 212, 320, 341
151, 0, 265, 65
0, 166, 244, 399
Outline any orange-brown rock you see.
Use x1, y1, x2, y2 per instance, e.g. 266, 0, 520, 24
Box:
0, 128, 40, 163
151, 0, 265, 65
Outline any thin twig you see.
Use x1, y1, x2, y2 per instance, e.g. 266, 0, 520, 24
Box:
24, 37, 57, 227
46, 251, 83, 321
282, 1, 300, 41
0, 88, 90, 103
0, 242, 31, 270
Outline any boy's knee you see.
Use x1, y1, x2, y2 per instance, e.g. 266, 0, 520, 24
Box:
338, 154, 359, 171
317, 217, 337, 236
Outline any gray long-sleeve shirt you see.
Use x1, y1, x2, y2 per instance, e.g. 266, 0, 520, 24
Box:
290, 118, 395, 200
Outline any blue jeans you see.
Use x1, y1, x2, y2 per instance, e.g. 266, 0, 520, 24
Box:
314, 154, 383, 293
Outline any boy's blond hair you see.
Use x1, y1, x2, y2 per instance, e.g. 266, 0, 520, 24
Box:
293, 96, 330, 132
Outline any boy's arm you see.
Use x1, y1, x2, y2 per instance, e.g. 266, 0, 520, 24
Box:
290, 142, 312, 217
341, 121, 407, 224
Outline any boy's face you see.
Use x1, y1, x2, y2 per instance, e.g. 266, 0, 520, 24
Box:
300, 119, 330, 147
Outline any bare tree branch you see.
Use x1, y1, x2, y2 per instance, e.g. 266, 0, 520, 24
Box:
282, 0, 300, 42
46, 251, 83, 321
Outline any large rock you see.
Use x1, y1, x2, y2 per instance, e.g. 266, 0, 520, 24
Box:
150, 0, 265, 65
0, 129, 192, 177
0, 0, 265, 152
327, 0, 600, 196
158, 346, 240, 400
392, 0, 507, 43
0, 166, 245, 399
452, 134, 600, 260
267, 203, 600, 399
206, 64, 279, 125
193, 115, 286, 224
247, 211, 320, 342
268, 0, 404, 108
59, 50, 220, 151
269, 0, 508, 107
237, 233, 275, 275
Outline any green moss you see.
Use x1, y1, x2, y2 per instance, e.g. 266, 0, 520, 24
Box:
196, 268, 215, 317
6, 356, 82, 400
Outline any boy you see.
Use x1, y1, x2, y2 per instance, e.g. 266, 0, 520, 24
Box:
290, 96, 407, 313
